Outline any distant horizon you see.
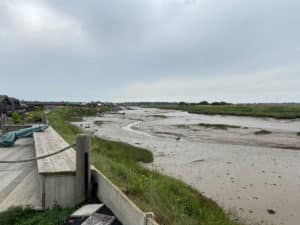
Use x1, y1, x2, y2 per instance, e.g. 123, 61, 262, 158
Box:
10, 96, 300, 105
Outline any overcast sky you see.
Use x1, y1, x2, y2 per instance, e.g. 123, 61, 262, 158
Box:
1, 0, 299, 102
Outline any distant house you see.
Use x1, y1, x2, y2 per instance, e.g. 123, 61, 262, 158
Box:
0, 95, 21, 115
0, 95, 9, 115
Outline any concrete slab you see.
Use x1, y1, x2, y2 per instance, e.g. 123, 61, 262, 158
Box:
0, 137, 42, 212
71, 204, 104, 217
82, 213, 115, 225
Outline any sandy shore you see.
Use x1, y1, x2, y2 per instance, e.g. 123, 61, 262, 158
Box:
74, 107, 300, 225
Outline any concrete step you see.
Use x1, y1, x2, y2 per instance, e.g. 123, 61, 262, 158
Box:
82, 213, 115, 225
71, 204, 104, 217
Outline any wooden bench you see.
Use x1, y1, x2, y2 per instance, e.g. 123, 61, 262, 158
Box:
34, 126, 77, 208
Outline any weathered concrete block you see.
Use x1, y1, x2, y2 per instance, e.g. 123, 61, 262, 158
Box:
71, 204, 104, 217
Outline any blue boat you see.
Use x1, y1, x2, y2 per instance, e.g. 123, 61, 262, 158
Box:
0, 125, 48, 147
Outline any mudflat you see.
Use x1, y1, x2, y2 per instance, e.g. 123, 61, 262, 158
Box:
74, 107, 300, 225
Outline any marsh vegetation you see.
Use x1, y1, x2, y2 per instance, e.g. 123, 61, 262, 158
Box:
198, 123, 242, 130
254, 130, 272, 135
144, 103, 300, 119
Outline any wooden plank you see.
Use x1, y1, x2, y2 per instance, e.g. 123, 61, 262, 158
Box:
34, 126, 76, 174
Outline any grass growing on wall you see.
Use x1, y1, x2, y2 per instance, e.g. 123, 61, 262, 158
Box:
47, 107, 247, 225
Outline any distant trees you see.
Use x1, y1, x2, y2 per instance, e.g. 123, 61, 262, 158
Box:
179, 101, 188, 106
211, 101, 231, 105
198, 101, 209, 105
177, 101, 231, 106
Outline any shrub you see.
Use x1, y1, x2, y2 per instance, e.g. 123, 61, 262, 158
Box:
254, 130, 272, 135
25, 111, 43, 123
12, 112, 21, 124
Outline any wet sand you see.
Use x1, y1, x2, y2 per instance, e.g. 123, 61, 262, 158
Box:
74, 107, 300, 225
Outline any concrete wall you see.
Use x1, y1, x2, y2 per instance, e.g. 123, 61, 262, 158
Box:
41, 173, 76, 209
91, 166, 159, 225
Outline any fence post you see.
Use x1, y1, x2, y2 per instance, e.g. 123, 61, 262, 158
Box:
76, 134, 91, 204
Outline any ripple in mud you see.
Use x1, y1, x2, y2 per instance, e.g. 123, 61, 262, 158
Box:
154, 131, 185, 140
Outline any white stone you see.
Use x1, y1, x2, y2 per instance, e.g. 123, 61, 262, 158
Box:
82, 213, 115, 225
71, 204, 104, 217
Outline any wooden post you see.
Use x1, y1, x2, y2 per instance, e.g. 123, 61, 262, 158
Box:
76, 134, 91, 203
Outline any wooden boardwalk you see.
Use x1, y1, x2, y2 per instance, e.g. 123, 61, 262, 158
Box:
0, 137, 42, 211
34, 127, 76, 174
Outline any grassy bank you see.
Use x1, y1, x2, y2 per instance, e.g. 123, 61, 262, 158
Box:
144, 104, 300, 119
0, 206, 72, 225
47, 107, 246, 225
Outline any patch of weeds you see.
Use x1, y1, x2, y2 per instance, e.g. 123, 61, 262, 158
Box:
94, 121, 103, 126
198, 123, 241, 130
0, 206, 72, 225
148, 115, 168, 119
254, 130, 272, 135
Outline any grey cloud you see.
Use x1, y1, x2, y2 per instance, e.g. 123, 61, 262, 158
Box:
0, 0, 299, 101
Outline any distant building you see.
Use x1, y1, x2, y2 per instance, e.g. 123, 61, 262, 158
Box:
0, 95, 21, 115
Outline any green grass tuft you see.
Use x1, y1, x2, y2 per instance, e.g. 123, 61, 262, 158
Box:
147, 115, 168, 119
94, 121, 104, 126
254, 130, 272, 135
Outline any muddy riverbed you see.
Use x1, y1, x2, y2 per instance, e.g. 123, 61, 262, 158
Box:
73, 107, 300, 225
